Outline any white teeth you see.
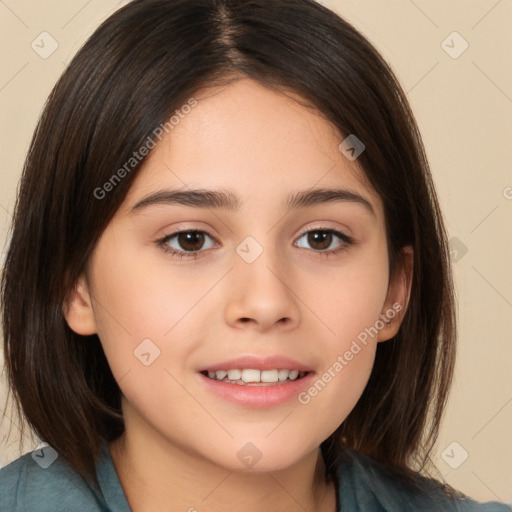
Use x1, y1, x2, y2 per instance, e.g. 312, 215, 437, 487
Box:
261, 369, 279, 383
278, 369, 289, 381
227, 369, 242, 381
206, 368, 305, 384
288, 370, 299, 380
241, 369, 260, 383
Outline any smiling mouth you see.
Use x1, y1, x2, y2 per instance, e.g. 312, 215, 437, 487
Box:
200, 369, 310, 386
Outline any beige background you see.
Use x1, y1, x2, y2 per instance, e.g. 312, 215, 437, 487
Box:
1, 0, 511, 504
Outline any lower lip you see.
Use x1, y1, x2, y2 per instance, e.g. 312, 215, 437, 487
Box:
197, 371, 316, 408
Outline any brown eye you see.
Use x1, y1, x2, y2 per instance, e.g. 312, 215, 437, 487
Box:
157, 230, 217, 258
176, 231, 206, 251
306, 231, 332, 251
295, 228, 352, 254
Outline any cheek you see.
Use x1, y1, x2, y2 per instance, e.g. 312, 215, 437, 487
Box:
90, 224, 211, 325
299, 339, 376, 421
87, 237, 235, 424
306, 244, 390, 348
293, 244, 388, 418
295, 284, 381, 437
87, 244, 210, 436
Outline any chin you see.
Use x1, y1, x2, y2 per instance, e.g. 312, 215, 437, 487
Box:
205, 439, 315, 474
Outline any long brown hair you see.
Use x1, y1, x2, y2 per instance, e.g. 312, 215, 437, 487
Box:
1, 0, 456, 491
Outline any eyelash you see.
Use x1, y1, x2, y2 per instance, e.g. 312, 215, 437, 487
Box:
155, 227, 354, 260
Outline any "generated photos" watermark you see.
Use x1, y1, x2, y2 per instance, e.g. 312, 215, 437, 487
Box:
298, 302, 402, 405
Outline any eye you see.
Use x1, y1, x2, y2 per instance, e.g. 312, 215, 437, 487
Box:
156, 230, 217, 259
294, 228, 353, 257
156, 227, 353, 260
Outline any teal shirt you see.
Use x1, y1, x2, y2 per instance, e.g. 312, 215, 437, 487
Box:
1, 442, 510, 511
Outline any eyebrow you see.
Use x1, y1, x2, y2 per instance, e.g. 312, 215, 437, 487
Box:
128, 187, 375, 217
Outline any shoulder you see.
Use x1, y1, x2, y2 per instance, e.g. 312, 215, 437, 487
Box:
0, 445, 106, 512
338, 449, 512, 512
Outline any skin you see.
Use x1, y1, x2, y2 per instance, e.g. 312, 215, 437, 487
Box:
64, 78, 412, 512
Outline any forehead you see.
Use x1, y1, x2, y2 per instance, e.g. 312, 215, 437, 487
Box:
119, 78, 383, 219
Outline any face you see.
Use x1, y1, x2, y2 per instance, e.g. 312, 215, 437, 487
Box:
65, 78, 409, 473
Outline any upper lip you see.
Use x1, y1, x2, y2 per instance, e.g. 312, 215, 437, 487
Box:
199, 355, 314, 373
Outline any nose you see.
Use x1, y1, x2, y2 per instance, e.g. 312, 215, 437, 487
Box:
223, 244, 301, 333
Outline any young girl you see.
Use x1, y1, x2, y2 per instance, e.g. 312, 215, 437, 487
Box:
0, 0, 509, 511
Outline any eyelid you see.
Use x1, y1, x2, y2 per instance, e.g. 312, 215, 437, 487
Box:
155, 224, 354, 260
297, 224, 353, 243
159, 222, 352, 241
